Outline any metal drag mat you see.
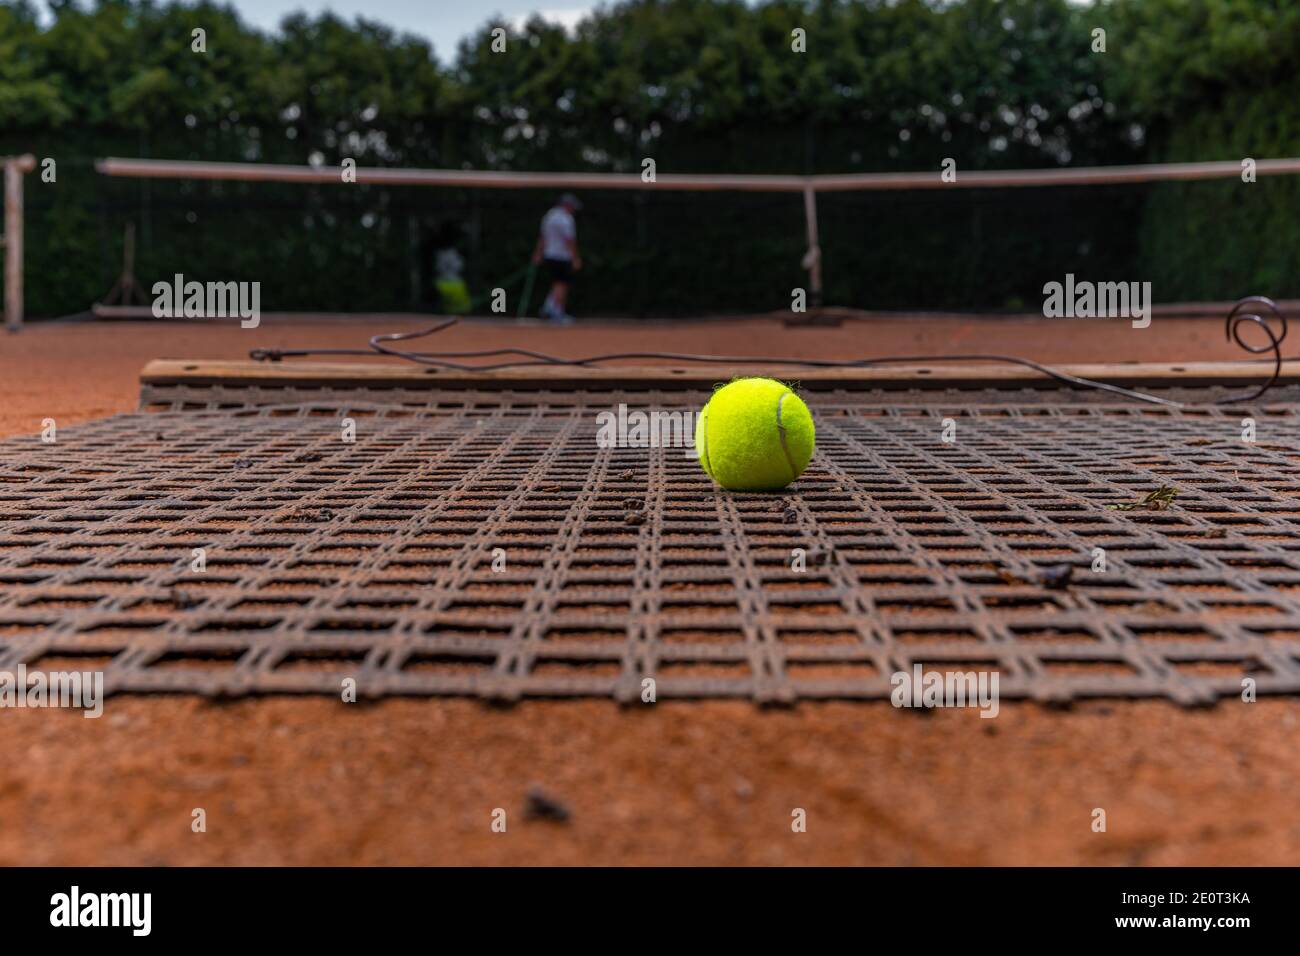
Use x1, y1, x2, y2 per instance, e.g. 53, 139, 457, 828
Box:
4, 385, 1300, 705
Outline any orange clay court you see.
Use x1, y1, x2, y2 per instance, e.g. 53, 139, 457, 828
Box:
2, 314, 1300, 866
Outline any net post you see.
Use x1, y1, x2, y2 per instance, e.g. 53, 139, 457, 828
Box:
802, 181, 823, 307
3, 155, 33, 332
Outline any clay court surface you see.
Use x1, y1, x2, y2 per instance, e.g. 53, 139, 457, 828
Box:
3, 315, 1300, 866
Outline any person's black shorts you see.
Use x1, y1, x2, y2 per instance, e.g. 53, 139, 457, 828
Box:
543, 257, 574, 283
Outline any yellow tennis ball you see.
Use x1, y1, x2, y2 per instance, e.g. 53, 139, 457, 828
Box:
695, 377, 815, 491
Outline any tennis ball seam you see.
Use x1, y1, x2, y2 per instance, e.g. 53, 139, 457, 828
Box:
699, 406, 713, 476
775, 390, 798, 483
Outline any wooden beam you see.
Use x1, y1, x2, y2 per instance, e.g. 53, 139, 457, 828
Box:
3, 156, 32, 332
139, 358, 1300, 393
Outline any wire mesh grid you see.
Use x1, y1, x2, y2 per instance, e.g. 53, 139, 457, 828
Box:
4, 386, 1300, 705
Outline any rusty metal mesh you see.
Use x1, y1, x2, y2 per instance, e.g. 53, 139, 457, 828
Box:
3, 385, 1300, 705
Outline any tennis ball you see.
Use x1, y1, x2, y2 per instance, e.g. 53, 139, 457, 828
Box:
694, 377, 815, 491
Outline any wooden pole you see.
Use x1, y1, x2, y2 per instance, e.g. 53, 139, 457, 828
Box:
802, 183, 822, 306
96, 155, 1300, 192
3, 155, 34, 332
97, 157, 809, 193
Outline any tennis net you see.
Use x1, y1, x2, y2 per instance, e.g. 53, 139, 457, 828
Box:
13, 155, 1300, 321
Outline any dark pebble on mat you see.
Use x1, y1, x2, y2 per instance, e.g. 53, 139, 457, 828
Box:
1038, 563, 1074, 590
525, 786, 571, 822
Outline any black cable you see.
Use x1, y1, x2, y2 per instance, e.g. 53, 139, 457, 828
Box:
247, 296, 1291, 409
1217, 296, 1287, 404
254, 331, 1183, 406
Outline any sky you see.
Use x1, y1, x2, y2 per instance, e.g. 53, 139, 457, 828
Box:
31, 1, 598, 61
213, 1, 596, 61
36, 0, 1098, 61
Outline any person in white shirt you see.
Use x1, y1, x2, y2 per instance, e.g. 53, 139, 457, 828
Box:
532, 193, 582, 323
